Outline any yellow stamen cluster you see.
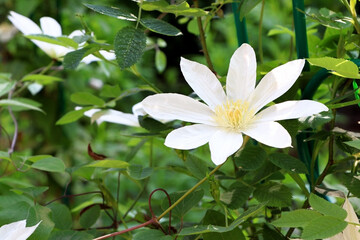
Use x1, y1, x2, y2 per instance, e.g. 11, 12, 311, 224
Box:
214, 99, 255, 131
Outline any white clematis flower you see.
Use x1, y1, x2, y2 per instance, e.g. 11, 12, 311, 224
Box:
326, 198, 360, 240
0, 219, 41, 240
8, 11, 115, 62
142, 43, 328, 165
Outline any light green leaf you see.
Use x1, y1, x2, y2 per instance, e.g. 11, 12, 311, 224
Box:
85, 159, 129, 169
70, 92, 105, 106
48, 203, 73, 230
21, 74, 63, 85
253, 182, 292, 207
344, 140, 360, 149
155, 49, 167, 73
114, 27, 146, 69
56, 107, 92, 125
30, 156, 66, 173
269, 153, 308, 174
235, 145, 266, 171
11, 186, 49, 198
268, 25, 295, 38
141, 0, 207, 17
301, 216, 347, 240
309, 193, 347, 220
100, 84, 121, 98
0, 99, 43, 112
57, 37, 79, 49
84, 3, 137, 21
0, 81, 15, 98
308, 57, 360, 79
272, 209, 322, 227
127, 164, 153, 180
184, 154, 208, 179
239, 0, 262, 20
141, 18, 182, 36
26, 34, 69, 47
133, 229, 172, 240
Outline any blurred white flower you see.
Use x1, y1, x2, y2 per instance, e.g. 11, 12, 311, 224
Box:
8, 11, 115, 62
142, 43, 328, 165
0, 219, 40, 240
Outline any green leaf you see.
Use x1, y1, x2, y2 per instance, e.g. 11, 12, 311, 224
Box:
12, 186, 49, 198
26, 34, 70, 48
341, 174, 360, 198
184, 154, 208, 179
309, 193, 347, 220
63, 45, 102, 69
253, 182, 292, 207
141, 18, 182, 36
84, 3, 136, 21
48, 203, 72, 230
235, 145, 266, 171
305, 8, 351, 30
301, 216, 347, 240
0, 151, 11, 162
85, 159, 129, 169
127, 164, 153, 180
49, 230, 93, 240
114, 27, 146, 69
269, 153, 309, 174
56, 107, 92, 125
138, 115, 170, 132
155, 49, 167, 73
268, 25, 295, 38
0, 99, 43, 112
30, 156, 66, 173
179, 204, 265, 235
161, 189, 204, 218
100, 84, 121, 98
0, 81, 15, 98
308, 57, 360, 79
272, 209, 322, 227
239, 0, 262, 20
142, 1, 207, 17
57, 36, 79, 49
21, 74, 63, 85
133, 229, 172, 240
0, 73, 12, 81
79, 205, 100, 229
70, 92, 105, 106
202, 210, 245, 240
220, 182, 254, 209
125, 139, 148, 162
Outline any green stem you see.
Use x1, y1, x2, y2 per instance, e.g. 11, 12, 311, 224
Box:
288, 172, 310, 197
157, 163, 223, 220
258, 0, 265, 64
136, 0, 143, 29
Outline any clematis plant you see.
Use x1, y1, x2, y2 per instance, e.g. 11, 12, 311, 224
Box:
8, 11, 115, 62
0, 220, 40, 240
142, 43, 328, 165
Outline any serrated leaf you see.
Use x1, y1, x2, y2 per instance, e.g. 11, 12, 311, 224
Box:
114, 27, 146, 69
155, 50, 167, 73
161, 189, 203, 218
30, 156, 66, 173
133, 229, 172, 240
301, 216, 347, 239
308, 57, 360, 79
220, 182, 254, 209
56, 107, 93, 125
253, 182, 292, 207
272, 209, 322, 227
0, 99, 43, 112
21, 74, 63, 85
184, 154, 208, 179
269, 153, 308, 174
127, 164, 153, 180
309, 193, 347, 220
85, 159, 129, 169
142, 1, 207, 17
141, 18, 182, 36
84, 3, 137, 21
235, 145, 266, 171
70, 92, 105, 106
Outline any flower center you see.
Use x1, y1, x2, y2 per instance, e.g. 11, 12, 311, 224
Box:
214, 100, 256, 131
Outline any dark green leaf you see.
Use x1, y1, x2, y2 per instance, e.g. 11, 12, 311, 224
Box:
220, 182, 254, 209
239, 0, 262, 20
184, 154, 208, 179
269, 153, 308, 174
138, 115, 170, 132
309, 193, 347, 219
70, 92, 105, 106
63, 45, 102, 69
48, 203, 72, 230
235, 145, 267, 171
84, 3, 136, 21
133, 229, 172, 240
114, 27, 146, 69
49, 230, 93, 240
141, 18, 182, 36
11, 186, 48, 198
79, 205, 100, 229
127, 164, 153, 180
253, 182, 292, 207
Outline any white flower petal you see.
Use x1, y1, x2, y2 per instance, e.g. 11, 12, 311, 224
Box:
226, 43, 256, 101
209, 130, 243, 165
68, 30, 84, 38
132, 102, 146, 117
165, 124, 218, 150
0, 220, 40, 240
142, 93, 217, 125
180, 57, 226, 110
14, 221, 41, 240
256, 100, 329, 122
8, 11, 42, 35
249, 59, 305, 113
40, 17, 62, 37
84, 109, 139, 127
243, 121, 291, 148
